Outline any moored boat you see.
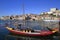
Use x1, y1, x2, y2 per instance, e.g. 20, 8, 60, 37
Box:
6, 27, 58, 37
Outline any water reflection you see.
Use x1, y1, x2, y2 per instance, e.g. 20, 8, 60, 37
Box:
5, 34, 59, 40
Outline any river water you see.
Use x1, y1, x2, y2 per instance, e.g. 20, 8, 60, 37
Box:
0, 20, 59, 40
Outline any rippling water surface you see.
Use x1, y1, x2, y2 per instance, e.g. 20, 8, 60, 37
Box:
0, 20, 59, 40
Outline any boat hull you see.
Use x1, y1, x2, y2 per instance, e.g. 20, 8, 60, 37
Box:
9, 30, 53, 37
6, 27, 57, 37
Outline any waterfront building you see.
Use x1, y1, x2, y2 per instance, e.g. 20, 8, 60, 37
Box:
0, 16, 10, 20
40, 8, 60, 20
50, 8, 58, 12
0, 8, 60, 21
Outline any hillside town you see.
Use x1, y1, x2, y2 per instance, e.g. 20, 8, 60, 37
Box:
0, 8, 60, 21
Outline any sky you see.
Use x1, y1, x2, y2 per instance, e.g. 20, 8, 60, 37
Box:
0, 0, 60, 17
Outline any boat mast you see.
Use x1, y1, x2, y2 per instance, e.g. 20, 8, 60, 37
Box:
22, 0, 25, 26
22, 0, 25, 16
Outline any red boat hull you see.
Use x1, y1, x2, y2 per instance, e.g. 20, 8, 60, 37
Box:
9, 30, 53, 37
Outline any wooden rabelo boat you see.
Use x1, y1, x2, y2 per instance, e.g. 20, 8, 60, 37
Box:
5, 0, 58, 37
6, 27, 58, 37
